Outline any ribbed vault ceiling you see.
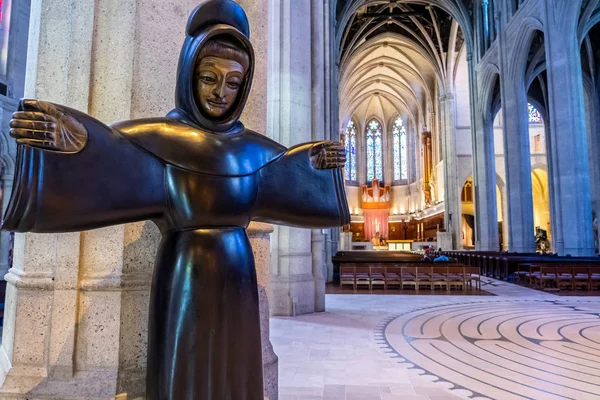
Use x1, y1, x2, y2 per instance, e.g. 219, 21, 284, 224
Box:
338, 0, 467, 131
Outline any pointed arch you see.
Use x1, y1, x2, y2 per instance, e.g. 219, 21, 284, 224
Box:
365, 117, 383, 182
391, 115, 409, 181
344, 119, 358, 181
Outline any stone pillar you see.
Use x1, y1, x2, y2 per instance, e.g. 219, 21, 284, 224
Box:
439, 93, 461, 249
471, 57, 499, 251
233, 1, 279, 396
543, 3, 595, 256
0, 176, 13, 275
498, 76, 535, 253
268, 0, 324, 316
0, 95, 17, 278
311, 230, 326, 312
325, 229, 336, 283
585, 81, 600, 252
247, 223, 278, 400
0, 1, 278, 399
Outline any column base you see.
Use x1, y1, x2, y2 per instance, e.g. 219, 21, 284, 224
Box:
271, 273, 316, 316
0, 357, 120, 400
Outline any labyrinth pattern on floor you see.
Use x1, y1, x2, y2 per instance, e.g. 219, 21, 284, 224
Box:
378, 301, 600, 400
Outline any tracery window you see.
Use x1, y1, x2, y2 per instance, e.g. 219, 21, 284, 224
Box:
366, 119, 383, 182
392, 116, 408, 181
344, 121, 357, 181
483, 0, 490, 40
0, 0, 11, 77
528, 103, 543, 124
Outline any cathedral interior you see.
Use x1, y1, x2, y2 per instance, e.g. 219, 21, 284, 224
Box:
0, 0, 598, 399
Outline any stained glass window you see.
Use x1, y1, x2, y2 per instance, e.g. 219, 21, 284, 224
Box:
0, 0, 9, 77
528, 103, 543, 124
392, 116, 408, 181
344, 121, 357, 181
366, 119, 383, 182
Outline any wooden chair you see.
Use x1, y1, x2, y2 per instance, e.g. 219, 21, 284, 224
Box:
400, 266, 417, 290
431, 266, 449, 291
384, 265, 402, 289
354, 265, 371, 289
339, 264, 356, 289
370, 265, 386, 289
534, 265, 556, 289
555, 265, 573, 291
572, 266, 590, 291
524, 265, 541, 287
447, 266, 466, 291
591, 265, 600, 290
515, 263, 533, 285
464, 266, 481, 290
416, 266, 433, 291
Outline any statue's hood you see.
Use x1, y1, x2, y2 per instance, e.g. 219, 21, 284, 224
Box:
168, 0, 254, 134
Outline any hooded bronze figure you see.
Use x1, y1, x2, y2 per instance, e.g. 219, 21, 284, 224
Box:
5, 1, 349, 399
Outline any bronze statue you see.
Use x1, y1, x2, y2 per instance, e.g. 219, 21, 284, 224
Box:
4, 1, 349, 398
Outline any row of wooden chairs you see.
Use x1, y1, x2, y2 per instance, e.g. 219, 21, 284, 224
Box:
515, 264, 600, 290
339, 264, 481, 291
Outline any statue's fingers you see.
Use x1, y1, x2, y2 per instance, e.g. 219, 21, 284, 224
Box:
326, 150, 347, 157
16, 138, 58, 150
10, 128, 54, 141
18, 99, 45, 113
12, 111, 54, 122
9, 119, 56, 132
325, 155, 346, 162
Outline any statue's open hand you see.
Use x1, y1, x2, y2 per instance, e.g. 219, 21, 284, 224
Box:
9, 99, 87, 153
310, 141, 346, 170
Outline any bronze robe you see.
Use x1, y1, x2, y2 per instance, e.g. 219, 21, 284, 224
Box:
3, 3, 349, 398
3, 108, 349, 400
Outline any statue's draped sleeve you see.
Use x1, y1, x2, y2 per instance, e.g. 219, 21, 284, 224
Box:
253, 142, 350, 228
2, 111, 166, 233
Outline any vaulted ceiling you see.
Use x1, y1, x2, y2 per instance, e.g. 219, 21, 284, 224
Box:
337, 0, 470, 131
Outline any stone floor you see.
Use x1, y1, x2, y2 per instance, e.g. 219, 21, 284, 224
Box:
271, 278, 600, 400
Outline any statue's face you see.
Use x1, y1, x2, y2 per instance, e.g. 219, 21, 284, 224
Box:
195, 56, 245, 119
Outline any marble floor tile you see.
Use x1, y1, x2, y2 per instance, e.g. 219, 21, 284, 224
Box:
272, 277, 600, 400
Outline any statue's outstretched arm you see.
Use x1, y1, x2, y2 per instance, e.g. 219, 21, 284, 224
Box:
252, 141, 350, 228
3, 99, 167, 233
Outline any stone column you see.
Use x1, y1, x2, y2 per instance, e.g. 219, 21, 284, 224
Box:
0, 95, 17, 278
247, 223, 278, 400
498, 76, 535, 253
439, 93, 461, 249
268, 0, 324, 316
0, 177, 13, 275
586, 81, 600, 248
471, 57, 499, 251
543, 3, 595, 256
311, 230, 326, 313
233, 1, 279, 397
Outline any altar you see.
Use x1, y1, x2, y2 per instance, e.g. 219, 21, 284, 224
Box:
387, 240, 412, 251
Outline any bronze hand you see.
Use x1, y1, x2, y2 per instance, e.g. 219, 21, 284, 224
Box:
9, 99, 88, 154
310, 141, 347, 170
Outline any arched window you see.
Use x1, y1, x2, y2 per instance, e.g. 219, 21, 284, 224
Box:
392, 116, 408, 181
0, 0, 13, 75
528, 103, 543, 124
483, 0, 490, 42
366, 119, 383, 182
344, 121, 357, 181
